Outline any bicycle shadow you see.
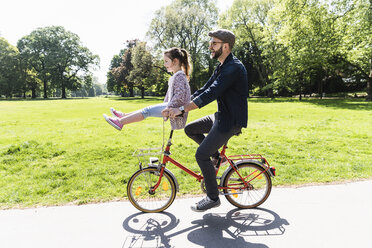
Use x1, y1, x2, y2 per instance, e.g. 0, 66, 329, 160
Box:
122, 208, 289, 248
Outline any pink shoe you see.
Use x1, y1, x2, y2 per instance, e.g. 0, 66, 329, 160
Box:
103, 114, 123, 131
110, 107, 125, 118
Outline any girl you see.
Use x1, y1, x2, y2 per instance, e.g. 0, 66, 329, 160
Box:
103, 47, 191, 131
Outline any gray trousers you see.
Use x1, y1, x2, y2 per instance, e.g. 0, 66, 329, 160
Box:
184, 114, 242, 200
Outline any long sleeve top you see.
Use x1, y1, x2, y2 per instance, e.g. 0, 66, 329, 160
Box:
192, 53, 248, 132
164, 70, 191, 130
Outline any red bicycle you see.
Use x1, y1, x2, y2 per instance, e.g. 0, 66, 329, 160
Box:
127, 130, 276, 213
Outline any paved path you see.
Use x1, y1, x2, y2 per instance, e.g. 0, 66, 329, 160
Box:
1, 180, 372, 248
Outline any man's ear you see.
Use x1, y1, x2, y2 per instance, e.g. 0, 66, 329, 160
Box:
223, 43, 229, 51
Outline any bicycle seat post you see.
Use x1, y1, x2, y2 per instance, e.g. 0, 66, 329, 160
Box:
164, 130, 173, 155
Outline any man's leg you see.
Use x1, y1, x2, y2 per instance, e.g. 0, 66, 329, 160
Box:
184, 114, 214, 144
184, 114, 219, 158
195, 123, 241, 201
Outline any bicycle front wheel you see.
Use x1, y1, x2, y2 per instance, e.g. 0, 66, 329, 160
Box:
223, 163, 272, 209
127, 167, 177, 213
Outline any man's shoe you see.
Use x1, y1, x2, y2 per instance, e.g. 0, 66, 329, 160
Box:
190, 196, 221, 212
110, 107, 125, 118
103, 114, 123, 131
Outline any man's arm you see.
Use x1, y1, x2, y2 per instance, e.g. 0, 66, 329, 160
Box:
162, 101, 198, 118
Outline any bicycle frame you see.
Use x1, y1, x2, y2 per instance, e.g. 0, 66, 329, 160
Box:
150, 130, 273, 193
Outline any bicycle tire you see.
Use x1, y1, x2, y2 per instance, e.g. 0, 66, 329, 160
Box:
127, 167, 177, 213
222, 163, 272, 209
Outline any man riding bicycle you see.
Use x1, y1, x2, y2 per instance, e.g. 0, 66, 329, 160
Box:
162, 29, 249, 212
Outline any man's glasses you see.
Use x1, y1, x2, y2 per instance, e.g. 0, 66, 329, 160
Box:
209, 41, 225, 47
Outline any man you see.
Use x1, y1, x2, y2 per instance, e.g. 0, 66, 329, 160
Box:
162, 29, 248, 212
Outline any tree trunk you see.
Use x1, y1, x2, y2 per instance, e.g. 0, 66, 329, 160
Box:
267, 88, 274, 98
141, 87, 145, 99
129, 87, 134, 97
61, 85, 66, 99
43, 79, 48, 98
245, 26, 273, 98
32, 88, 36, 98
366, 77, 372, 101
366, 61, 372, 101
319, 77, 325, 99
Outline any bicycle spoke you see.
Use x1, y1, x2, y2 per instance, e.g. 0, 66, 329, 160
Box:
127, 167, 176, 213
223, 163, 272, 208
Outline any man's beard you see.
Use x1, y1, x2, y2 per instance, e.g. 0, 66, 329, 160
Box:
211, 46, 223, 60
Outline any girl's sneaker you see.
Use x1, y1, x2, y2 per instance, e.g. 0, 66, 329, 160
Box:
110, 107, 125, 118
103, 114, 123, 131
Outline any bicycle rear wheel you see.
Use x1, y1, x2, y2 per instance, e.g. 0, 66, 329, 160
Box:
223, 163, 272, 208
127, 167, 176, 213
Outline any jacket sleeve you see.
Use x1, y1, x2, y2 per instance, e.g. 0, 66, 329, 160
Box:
193, 65, 238, 108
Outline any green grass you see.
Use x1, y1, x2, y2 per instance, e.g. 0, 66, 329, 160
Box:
0, 97, 371, 208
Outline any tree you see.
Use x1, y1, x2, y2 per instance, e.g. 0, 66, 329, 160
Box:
220, 0, 276, 97
147, 0, 218, 91
23, 69, 42, 98
17, 26, 99, 98
0, 37, 21, 98
330, 0, 372, 100
108, 40, 137, 96
17, 45, 43, 98
127, 42, 155, 98
267, 0, 371, 99
93, 82, 104, 96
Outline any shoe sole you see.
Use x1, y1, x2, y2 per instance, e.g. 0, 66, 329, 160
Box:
190, 201, 221, 212
110, 107, 116, 117
103, 114, 122, 131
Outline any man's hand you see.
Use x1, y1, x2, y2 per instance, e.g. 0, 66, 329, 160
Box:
162, 107, 182, 118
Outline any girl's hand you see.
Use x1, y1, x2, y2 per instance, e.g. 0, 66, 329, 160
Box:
161, 108, 170, 118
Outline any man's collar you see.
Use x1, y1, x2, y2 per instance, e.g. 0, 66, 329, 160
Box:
219, 53, 233, 67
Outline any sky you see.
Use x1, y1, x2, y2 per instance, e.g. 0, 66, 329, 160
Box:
0, 0, 234, 84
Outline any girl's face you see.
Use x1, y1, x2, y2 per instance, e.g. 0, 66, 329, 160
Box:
163, 54, 180, 73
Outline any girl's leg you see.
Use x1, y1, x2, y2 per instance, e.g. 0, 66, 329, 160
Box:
118, 110, 144, 125
117, 103, 168, 126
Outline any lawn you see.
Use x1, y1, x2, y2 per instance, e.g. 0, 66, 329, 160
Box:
0, 97, 371, 208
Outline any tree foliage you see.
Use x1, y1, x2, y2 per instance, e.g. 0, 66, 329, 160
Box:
147, 0, 218, 91
220, 0, 276, 97
108, 40, 137, 97
220, 0, 371, 100
127, 42, 155, 98
0, 37, 21, 98
108, 40, 168, 98
1, 0, 370, 100
16, 26, 99, 98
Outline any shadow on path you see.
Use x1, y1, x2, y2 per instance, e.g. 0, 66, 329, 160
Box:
122, 208, 289, 248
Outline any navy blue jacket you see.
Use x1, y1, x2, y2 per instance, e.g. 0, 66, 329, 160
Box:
192, 53, 248, 132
